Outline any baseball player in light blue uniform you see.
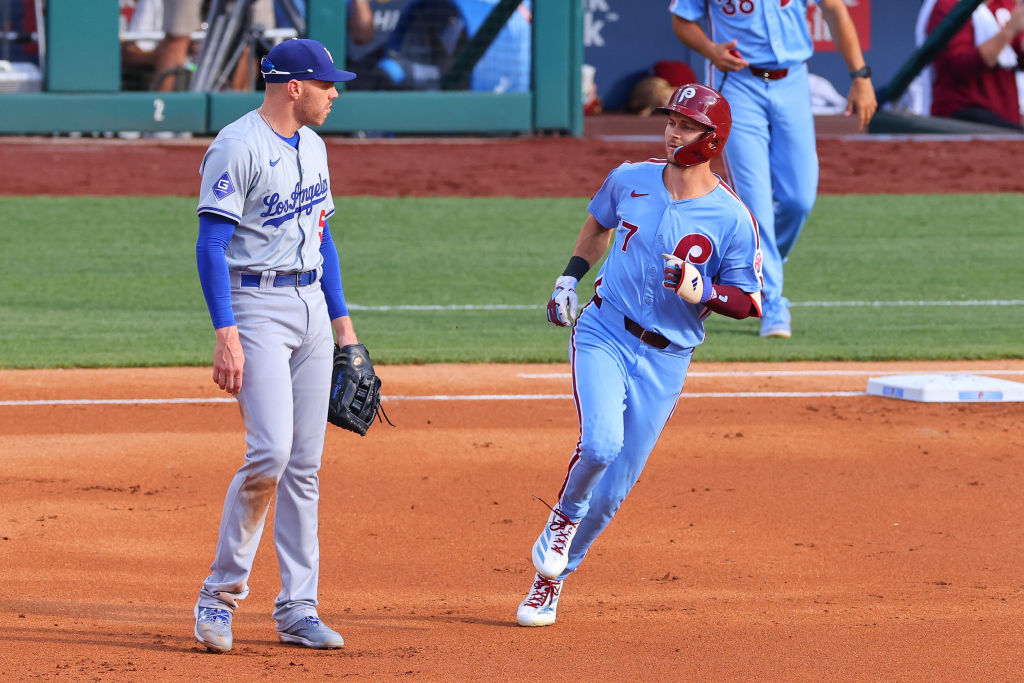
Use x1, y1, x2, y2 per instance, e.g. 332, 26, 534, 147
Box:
518, 85, 762, 627
670, 0, 876, 338
192, 38, 359, 653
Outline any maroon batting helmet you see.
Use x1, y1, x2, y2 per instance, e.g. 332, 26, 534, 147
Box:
656, 84, 732, 167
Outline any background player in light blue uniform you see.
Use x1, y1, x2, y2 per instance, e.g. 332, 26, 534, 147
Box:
192, 39, 359, 653
518, 85, 762, 627
670, 0, 876, 338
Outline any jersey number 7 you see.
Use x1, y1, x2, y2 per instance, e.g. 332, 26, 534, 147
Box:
620, 220, 639, 252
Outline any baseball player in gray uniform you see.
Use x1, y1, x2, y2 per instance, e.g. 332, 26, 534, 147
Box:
192, 38, 357, 653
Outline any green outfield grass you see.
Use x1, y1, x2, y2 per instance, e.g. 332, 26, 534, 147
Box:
0, 194, 1021, 368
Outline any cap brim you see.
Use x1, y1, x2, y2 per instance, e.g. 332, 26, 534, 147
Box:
316, 68, 357, 83
264, 69, 357, 83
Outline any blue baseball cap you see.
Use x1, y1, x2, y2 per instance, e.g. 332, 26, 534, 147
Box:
260, 39, 356, 83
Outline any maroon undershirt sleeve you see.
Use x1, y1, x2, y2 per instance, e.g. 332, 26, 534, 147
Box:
703, 283, 760, 320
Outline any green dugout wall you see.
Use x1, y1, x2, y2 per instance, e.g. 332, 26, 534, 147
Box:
0, 0, 583, 137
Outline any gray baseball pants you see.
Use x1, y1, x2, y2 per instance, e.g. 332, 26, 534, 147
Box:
197, 274, 334, 631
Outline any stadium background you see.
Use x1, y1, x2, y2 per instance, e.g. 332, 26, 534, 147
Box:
0, 1, 931, 136
2, 1, 1024, 679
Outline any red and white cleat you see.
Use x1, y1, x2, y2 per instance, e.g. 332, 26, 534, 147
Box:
531, 505, 580, 580
517, 573, 562, 627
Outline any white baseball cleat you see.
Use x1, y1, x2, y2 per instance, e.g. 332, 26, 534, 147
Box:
517, 573, 562, 627
531, 505, 580, 580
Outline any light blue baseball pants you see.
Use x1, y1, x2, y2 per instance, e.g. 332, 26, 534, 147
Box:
555, 299, 691, 579
719, 62, 818, 306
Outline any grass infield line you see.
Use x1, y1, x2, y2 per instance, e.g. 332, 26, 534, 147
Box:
3, 195, 1021, 366
345, 300, 1024, 312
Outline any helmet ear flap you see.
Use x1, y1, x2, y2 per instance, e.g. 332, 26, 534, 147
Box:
704, 135, 721, 158
673, 130, 720, 168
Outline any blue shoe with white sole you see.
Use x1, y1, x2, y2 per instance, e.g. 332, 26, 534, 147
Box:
277, 615, 344, 649
194, 605, 232, 653
760, 297, 791, 338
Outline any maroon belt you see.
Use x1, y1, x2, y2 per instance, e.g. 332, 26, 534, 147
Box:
592, 295, 670, 350
749, 66, 789, 80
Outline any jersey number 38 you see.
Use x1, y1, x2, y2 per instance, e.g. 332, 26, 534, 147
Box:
715, 0, 756, 16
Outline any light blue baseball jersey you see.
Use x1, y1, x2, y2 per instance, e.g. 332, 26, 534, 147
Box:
669, 0, 819, 69
587, 160, 761, 348
198, 110, 336, 273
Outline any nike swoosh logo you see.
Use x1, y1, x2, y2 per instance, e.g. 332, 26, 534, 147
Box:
631, 190, 648, 197
270, 158, 281, 167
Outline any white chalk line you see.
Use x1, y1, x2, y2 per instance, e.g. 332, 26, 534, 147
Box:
792, 300, 1024, 307
0, 398, 238, 406
519, 369, 1024, 379
0, 391, 865, 407
347, 300, 1024, 312
5, 368, 1022, 406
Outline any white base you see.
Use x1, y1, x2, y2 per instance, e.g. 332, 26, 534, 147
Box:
866, 374, 1024, 403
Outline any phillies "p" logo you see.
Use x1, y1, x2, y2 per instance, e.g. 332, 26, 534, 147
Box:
672, 233, 713, 264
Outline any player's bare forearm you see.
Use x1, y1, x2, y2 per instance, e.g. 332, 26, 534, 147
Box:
978, 32, 1011, 68
671, 18, 714, 57
332, 315, 358, 347
984, 2, 1024, 67
213, 325, 245, 395
672, 17, 747, 72
349, 0, 375, 45
545, 216, 609, 328
978, 5, 1024, 68
571, 215, 614, 268
819, 0, 864, 66
819, 0, 876, 129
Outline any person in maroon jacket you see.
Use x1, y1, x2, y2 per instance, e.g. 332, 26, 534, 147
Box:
928, 0, 1024, 130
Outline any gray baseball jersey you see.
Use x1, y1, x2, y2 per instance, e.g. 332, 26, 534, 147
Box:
198, 110, 336, 273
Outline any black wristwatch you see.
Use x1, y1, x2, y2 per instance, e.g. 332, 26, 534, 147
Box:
850, 65, 872, 80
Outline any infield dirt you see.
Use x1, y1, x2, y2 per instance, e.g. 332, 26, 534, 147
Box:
3, 362, 1024, 679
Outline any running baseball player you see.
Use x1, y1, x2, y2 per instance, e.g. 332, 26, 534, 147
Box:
518, 84, 762, 627
670, 0, 876, 338
192, 38, 359, 652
